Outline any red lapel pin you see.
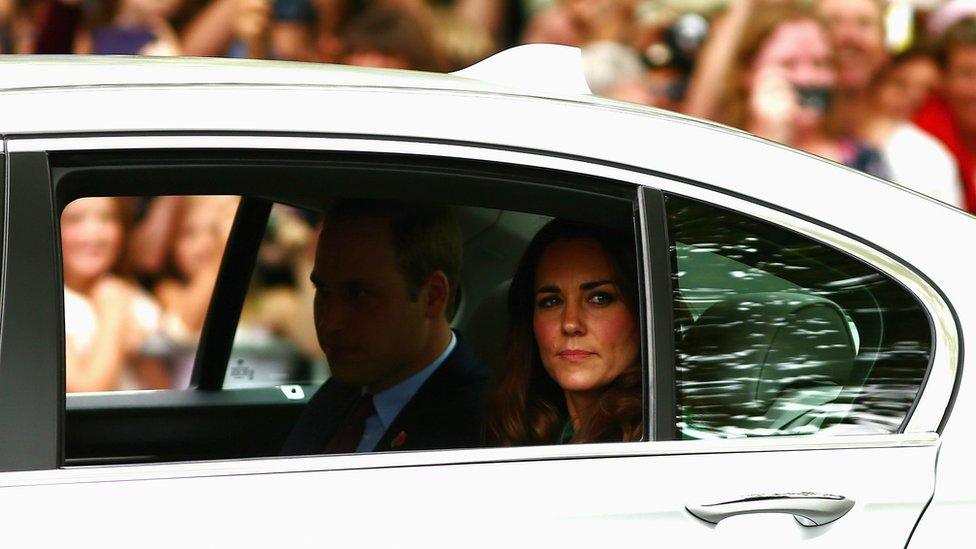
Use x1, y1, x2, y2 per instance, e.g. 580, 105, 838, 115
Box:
391, 431, 408, 449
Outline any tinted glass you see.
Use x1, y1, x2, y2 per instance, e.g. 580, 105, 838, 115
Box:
667, 195, 932, 438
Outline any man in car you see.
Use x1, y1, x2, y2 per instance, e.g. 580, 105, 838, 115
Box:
281, 199, 488, 455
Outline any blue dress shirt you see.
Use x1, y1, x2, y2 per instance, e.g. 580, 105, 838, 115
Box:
355, 332, 458, 452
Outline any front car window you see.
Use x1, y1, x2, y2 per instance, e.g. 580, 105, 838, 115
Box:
667, 195, 932, 438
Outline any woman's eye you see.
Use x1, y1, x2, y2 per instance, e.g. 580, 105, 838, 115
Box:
537, 295, 561, 309
588, 292, 615, 306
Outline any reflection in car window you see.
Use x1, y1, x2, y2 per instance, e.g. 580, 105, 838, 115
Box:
226, 204, 324, 389
667, 195, 932, 438
61, 196, 238, 392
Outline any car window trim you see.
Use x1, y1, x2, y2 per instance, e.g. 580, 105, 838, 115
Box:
0, 151, 61, 472
639, 188, 676, 441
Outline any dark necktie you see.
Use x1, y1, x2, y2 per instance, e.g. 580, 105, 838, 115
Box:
323, 394, 375, 454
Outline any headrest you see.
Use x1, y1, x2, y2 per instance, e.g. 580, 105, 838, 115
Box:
678, 291, 856, 432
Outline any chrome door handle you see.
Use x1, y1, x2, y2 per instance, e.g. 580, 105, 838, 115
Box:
686, 492, 855, 527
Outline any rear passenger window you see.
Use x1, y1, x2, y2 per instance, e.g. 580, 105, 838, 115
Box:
56, 152, 647, 466
667, 195, 932, 438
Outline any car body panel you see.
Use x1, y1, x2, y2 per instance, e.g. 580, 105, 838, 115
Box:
0, 441, 938, 547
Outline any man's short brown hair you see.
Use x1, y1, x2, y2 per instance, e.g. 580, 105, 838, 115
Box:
324, 199, 462, 318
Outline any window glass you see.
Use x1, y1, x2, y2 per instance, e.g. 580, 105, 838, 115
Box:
58, 156, 644, 466
226, 203, 324, 388
61, 196, 238, 393
667, 195, 932, 438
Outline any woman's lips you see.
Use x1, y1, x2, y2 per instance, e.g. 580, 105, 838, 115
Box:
557, 350, 596, 362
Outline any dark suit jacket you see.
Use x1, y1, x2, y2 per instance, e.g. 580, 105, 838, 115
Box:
281, 337, 488, 455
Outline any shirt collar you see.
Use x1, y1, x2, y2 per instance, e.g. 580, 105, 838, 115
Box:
371, 331, 457, 431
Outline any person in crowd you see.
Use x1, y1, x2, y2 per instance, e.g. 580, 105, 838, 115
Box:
281, 199, 488, 455
813, 0, 889, 135
816, 0, 964, 204
915, 17, 976, 212
872, 48, 943, 122
486, 220, 642, 446
62, 197, 169, 392
707, 4, 887, 176
154, 195, 238, 388
522, 0, 636, 47
582, 40, 655, 106
685, 0, 962, 198
339, 4, 448, 70
1, 0, 35, 53
72, 0, 184, 55
862, 48, 964, 207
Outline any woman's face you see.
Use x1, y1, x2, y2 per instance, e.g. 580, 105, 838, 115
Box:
876, 57, 941, 120
173, 201, 223, 279
61, 197, 123, 288
750, 20, 836, 130
533, 238, 639, 397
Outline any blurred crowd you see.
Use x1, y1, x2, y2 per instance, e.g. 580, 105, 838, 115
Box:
62, 195, 322, 391
16, 0, 976, 390
3, 0, 975, 209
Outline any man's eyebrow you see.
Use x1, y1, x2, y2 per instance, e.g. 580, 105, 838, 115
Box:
580, 279, 617, 291
535, 284, 560, 295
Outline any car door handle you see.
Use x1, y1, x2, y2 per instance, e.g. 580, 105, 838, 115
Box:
686, 492, 855, 527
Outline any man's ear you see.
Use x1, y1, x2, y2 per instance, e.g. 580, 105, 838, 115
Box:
422, 270, 450, 319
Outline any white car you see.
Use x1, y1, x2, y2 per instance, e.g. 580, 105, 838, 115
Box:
0, 46, 970, 547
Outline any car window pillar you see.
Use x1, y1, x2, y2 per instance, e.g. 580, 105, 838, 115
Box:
0, 151, 61, 471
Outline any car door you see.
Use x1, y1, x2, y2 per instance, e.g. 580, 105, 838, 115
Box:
0, 134, 949, 548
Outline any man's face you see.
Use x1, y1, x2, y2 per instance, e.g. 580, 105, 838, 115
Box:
945, 45, 976, 138
817, 0, 887, 92
311, 216, 429, 392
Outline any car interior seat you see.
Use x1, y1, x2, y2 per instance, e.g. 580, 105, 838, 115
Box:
677, 291, 859, 438
460, 279, 511, 371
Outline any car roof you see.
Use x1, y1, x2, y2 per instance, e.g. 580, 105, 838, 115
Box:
0, 54, 508, 94
0, 50, 715, 130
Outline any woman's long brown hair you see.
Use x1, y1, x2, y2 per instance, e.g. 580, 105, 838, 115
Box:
485, 220, 644, 446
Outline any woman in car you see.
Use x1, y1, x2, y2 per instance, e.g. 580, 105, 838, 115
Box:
486, 220, 643, 445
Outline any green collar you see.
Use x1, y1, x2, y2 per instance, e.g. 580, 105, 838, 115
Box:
558, 419, 575, 444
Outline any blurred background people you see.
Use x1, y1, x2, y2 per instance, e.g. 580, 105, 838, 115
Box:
1, 0, 35, 53
690, 3, 889, 175
864, 45, 963, 207
153, 196, 238, 388
62, 197, 169, 392
916, 14, 976, 211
